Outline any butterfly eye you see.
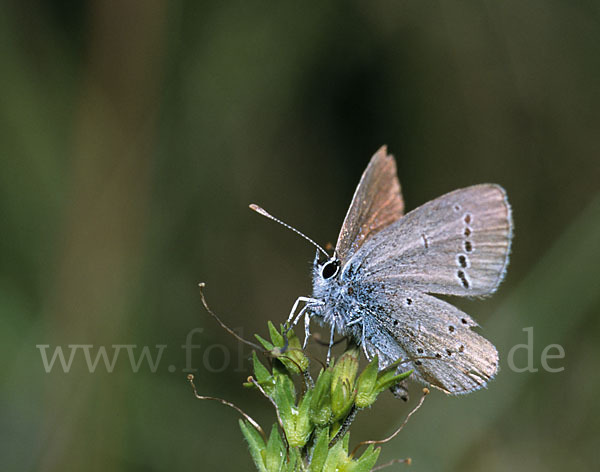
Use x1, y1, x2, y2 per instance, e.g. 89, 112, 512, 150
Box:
321, 260, 339, 280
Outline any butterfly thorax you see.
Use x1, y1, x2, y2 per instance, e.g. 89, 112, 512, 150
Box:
311, 254, 364, 339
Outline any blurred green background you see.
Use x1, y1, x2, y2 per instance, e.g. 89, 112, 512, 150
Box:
2, 1, 599, 471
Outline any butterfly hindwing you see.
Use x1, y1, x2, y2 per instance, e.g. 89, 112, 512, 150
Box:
362, 288, 498, 394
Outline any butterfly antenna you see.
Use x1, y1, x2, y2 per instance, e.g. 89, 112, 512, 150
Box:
249, 204, 330, 258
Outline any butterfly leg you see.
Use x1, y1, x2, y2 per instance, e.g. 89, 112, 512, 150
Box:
285, 296, 320, 328
302, 310, 313, 349
288, 304, 309, 332
326, 320, 336, 366
346, 317, 364, 343
358, 323, 373, 361
346, 317, 363, 330
361, 322, 369, 360
346, 316, 367, 357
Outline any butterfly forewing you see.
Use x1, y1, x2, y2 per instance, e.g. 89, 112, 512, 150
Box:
349, 184, 512, 297
335, 146, 404, 264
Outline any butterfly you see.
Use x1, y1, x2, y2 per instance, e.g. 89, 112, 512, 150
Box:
251, 146, 513, 396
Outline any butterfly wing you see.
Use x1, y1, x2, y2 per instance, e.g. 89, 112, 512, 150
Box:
361, 289, 498, 394
335, 146, 404, 264
349, 184, 512, 297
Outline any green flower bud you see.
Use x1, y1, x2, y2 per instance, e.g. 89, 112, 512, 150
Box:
331, 347, 359, 420
355, 355, 379, 408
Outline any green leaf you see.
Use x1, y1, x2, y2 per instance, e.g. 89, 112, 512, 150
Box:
266, 425, 285, 472
253, 351, 272, 383
353, 356, 412, 407
273, 374, 295, 434
308, 427, 329, 472
245, 351, 277, 395
322, 434, 346, 472
284, 450, 300, 472
268, 321, 285, 347
255, 333, 275, 352
375, 369, 412, 394
310, 369, 333, 426
279, 370, 297, 405
341, 432, 350, 453
287, 389, 314, 448
340, 445, 380, 472
239, 420, 267, 472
